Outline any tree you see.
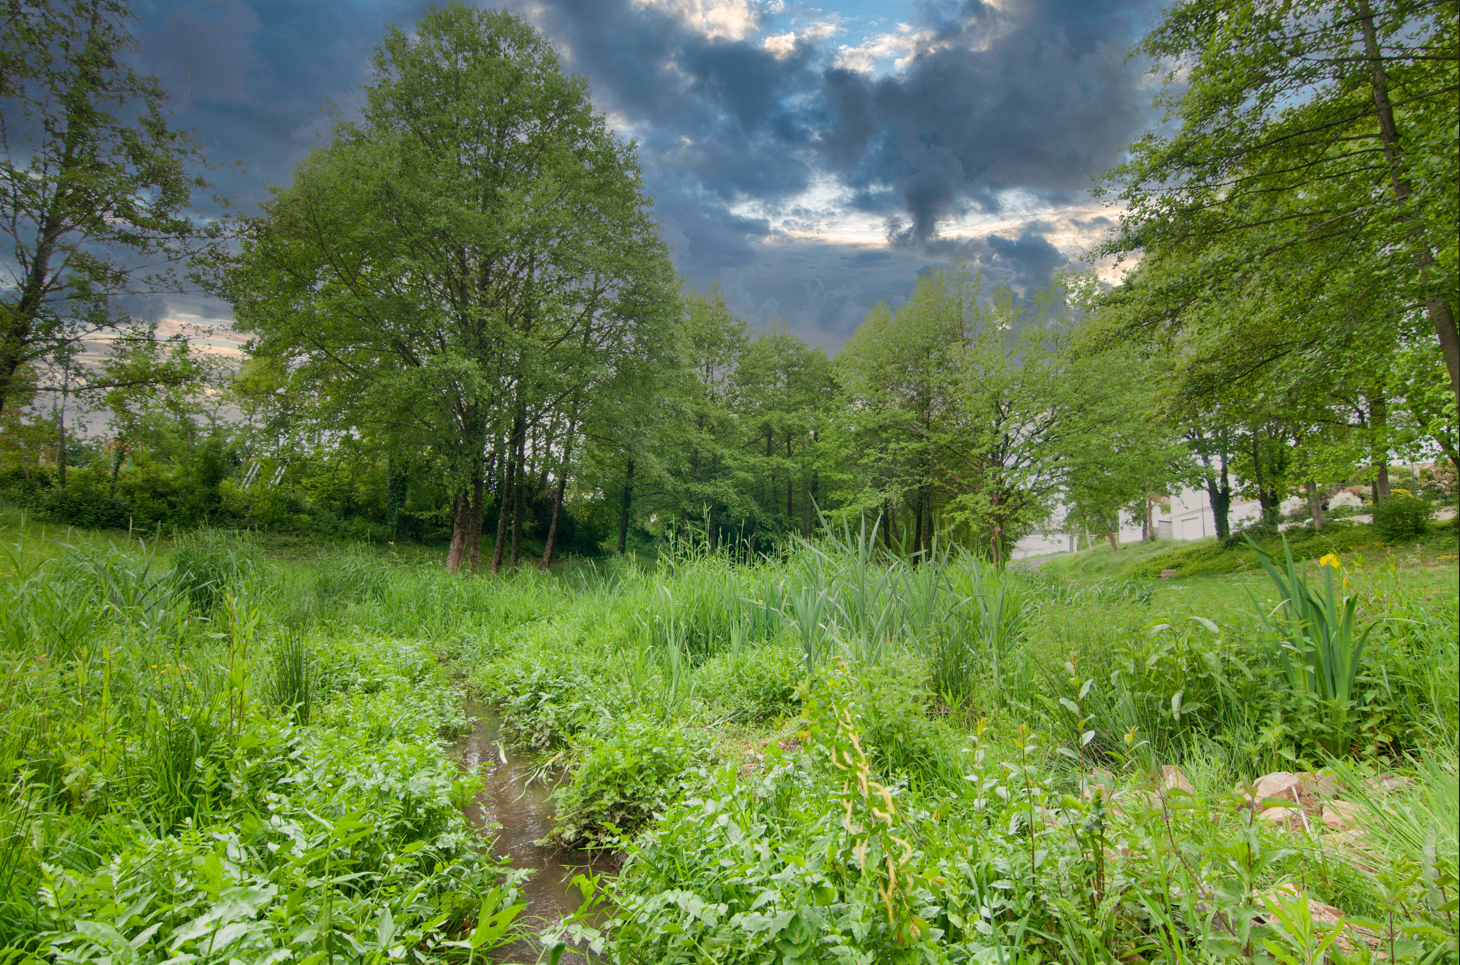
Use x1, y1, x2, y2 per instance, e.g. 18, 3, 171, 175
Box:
1097, 0, 1458, 404
220, 3, 676, 571
0, 0, 213, 417
838, 264, 1103, 565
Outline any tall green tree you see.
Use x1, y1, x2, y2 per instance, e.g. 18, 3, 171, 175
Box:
0, 0, 213, 417
220, 3, 675, 571
1097, 0, 1458, 404
839, 264, 1106, 564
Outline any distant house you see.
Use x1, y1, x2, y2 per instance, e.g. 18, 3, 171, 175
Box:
1011, 487, 1264, 560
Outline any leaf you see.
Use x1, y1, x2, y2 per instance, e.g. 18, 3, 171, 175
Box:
1081, 730, 1096, 746
74, 921, 140, 965
1058, 697, 1080, 716
1189, 616, 1220, 634
1171, 691, 1183, 719
375, 906, 396, 949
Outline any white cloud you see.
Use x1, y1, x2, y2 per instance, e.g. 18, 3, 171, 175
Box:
761, 21, 841, 59
631, 0, 760, 41
763, 31, 797, 58
832, 22, 943, 73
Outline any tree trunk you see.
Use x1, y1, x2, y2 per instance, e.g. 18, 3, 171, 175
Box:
466, 473, 485, 573
1305, 480, 1325, 530
1251, 427, 1280, 523
540, 469, 569, 570
786, 434, 794, 521
1196, 440, 1232, 541
446, 491, 470, 573
1358, 0, 1460, 406
511, 423, 526, 567
1106, 529, 1119, 552
617, 458, 634, 555
386, 459, 409, 537
882, 499, 893, 550
1370, 394, 1391, 504
55, 392, 67, 490
912, 490, 924, 560
491, 418, 521, 574
540, 407, 580, 570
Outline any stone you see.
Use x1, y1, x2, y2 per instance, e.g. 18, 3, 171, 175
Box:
1322, 801, 1362, 833
1366, 774, 1412, 796
1262, 885, 1380, 953
1295, 771, 1338, 806
1160, 765, 1195, 795
1252, 771, 1301, 805
1259, 805, 1309, 832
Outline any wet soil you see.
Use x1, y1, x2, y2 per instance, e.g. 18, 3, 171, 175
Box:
450, 699, 611, 963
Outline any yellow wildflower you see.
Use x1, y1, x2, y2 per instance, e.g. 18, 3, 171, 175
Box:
1318, 553, 1341, 569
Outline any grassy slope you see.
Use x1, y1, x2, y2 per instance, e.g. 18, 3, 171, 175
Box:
1041, 516, 1459, 582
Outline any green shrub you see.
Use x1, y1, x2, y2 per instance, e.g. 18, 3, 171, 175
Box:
170, 527, 264, 612
695, 641, 802, 722
492, 656, 600, 751
1371, 494, 1435, 541
551, 717, 705, 847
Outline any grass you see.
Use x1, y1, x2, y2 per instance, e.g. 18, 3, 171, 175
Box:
1042, 516, 1459, 583
1, 513, 1456, 963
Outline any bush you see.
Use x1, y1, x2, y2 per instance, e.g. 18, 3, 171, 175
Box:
695, 641, 802, 722
551, 717, 705, 847
171, 527, 264, 612
1371, 494, 1435, 541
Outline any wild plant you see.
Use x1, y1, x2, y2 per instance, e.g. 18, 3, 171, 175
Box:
784, 573, 836, 674
171, 527, 263, 613
1260, 890, 1347, 965
945, 551, 1025, 695
76, 540, 194, 631
1053, 652, 1097, 778
1247, 537, 1375, 753
270, 630, 315, 724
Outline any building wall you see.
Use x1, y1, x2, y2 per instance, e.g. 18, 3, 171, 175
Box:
1011, 487, 1265, 561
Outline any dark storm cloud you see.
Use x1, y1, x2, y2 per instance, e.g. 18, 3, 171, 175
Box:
108, 0, 1156, 344
130, 0, 435, 212
822, 0, 1152, 243
520, 0, 1155, 331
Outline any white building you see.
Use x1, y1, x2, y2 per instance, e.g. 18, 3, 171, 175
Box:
1011, 487, 1265, 561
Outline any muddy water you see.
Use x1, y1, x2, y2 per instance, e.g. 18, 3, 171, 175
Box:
450, 699, 610, 963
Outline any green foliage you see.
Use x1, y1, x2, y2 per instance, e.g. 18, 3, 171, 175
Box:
0, 528, 520, 958
551, 717, 705, 848
695, 641, 802, 723
1372, 495, 1436, 541
169, 528, 264, 613
0, 0, 216, 419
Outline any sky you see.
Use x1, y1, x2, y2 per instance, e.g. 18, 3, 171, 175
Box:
128, 0, 1165, 352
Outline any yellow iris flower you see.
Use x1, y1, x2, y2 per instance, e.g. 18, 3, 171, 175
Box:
1318, 553, 1341, 569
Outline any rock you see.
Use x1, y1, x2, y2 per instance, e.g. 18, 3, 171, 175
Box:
1160, 765, 1194, 795
1366, 774, 1412, 796
1259, 805, 1309, 832
1322, 800, 1362, 833
1325, 828, 1380, 874
1295, 772, 1337, 806
1252, 771, 1301, 805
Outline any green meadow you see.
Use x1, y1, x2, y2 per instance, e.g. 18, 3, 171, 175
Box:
1, 514, 1455, 963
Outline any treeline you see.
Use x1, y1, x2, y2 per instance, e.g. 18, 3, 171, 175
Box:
1, 1, 1455, 567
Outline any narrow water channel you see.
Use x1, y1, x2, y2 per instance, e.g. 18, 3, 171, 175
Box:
450, 698, 610, 963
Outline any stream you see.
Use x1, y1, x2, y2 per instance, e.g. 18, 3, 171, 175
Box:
450, 699, 611, 963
